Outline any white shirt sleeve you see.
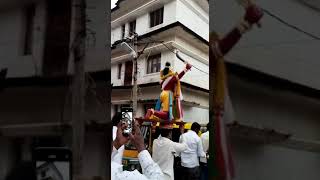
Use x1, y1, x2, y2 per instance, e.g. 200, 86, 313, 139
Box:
201, 132, 209, 152
112, 161, 149, 180
200, 132, 209, 163
112, 145, 124, 164
172, 141, 187, 154
197, 137, 206, 158
112, 150, 164, 180
179, 134, 185, 143
138, 150, 164, 180
112, 126, 125, 164
111, 146, 119, 160
177, 134, 185, 156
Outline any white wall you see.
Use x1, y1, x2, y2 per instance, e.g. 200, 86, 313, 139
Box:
230, 75, 320, 141
137, 50, 174, 84
111, 1, 177, 45
111, 0, 209, 88
212, 1, 320, 178
111, 49, 175, 86
174, 50, 209, 90
176, 0, 209, 41
83, 0, 109, 72
182, 106, 208, 124
233, 140, 320, 180
112, 46, 209, 90
111, 61, 124, 86
111, 0, 209, 44
0, 0, 108, 78
212, 0, 320, 90
0, 2, 45, 78
228, 75, 320, 179
111, 26, 122, 45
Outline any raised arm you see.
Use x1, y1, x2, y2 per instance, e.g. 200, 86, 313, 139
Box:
211, 5, 263, 58
130, 121, 164, 180
177, 63, 192, 79
172, 141, 188, 154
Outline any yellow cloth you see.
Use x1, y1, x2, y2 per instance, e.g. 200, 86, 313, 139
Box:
160, 71, 182, 99
150, 115, 161, 121
160, 69, 175, 80
160, 90, 170, 111
174, 74, 181, 98
210, 31, 226, 108
159, 68, 183, 120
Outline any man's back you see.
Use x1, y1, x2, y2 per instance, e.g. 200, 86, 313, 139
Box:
153, 135, 187, 180
179, 130, 205, 168
200, 131, 209, 163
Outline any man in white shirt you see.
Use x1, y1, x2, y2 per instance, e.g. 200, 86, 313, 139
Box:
112, 120, 164, 180
179, 122, 206, 180
152, 123, 187, 180
200, 123, 209, 180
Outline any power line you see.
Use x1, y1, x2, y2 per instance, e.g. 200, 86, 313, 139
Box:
122, 30, 210, 75
262, 8, 320, 40
143, 36, 210, 75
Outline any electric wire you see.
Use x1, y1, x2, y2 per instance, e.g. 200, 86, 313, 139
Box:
261, 8, 320, 40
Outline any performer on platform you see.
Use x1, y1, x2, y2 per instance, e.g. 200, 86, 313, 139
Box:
145, 61, 192, 122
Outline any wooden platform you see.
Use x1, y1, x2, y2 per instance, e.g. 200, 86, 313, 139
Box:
135, 117, 185, 125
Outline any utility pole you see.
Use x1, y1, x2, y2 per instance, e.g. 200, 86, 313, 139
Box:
71, 0, 86, 179
132, 34, 138, 117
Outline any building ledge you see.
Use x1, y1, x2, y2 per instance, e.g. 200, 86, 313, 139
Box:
227, 62, 320, 100
1, 70, 110, 88
112, 81, 209, 93
111, 99, 207, 109
0, 121, 110, 137
111, 21, 208, 49
228, 122, 291, 144
280, 138, 320, 153
228, 122, 320, 153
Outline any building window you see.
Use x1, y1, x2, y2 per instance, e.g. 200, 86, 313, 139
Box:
146, 54, 161, 74
117, 63, 122, 79
121, 24, 126, 39
129, 20, 136, 36
24, 4, 35, 55
150, 7, 163, 27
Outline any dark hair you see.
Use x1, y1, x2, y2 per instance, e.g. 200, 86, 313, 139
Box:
5, 161, 36, 180
191, 122, 201, 132
162, 62, 171, 76
160, 128, 171, 138
112, 112, 122, 126
206, 122, 211, 129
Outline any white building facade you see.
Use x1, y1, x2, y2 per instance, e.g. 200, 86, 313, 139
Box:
0, 0, 110, 179
212, 0, 320, 179
111, 0, 210, 124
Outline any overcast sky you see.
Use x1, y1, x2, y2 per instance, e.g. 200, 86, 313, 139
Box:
111, 0, 118, 8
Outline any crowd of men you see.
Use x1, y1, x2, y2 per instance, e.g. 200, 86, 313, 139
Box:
111, 112, 210, 180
